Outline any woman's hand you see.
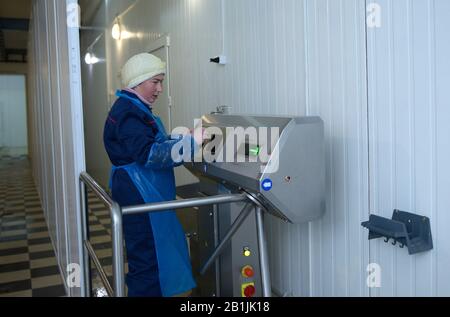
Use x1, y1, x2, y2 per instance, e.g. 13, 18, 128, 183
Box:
189, 127, 206, 146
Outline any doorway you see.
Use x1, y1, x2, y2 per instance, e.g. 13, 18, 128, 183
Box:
0, 74, 28, 158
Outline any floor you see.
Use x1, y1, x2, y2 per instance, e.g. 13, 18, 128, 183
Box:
0, 156, 66, 297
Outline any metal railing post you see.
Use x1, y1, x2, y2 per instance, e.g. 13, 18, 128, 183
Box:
111, 201, 125, 297
79, 179, 91, 297
255, 206, 272, 297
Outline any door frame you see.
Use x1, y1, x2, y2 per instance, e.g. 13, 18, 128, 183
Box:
146, 35, 173, 132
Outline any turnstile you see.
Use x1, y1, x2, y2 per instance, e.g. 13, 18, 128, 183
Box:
79, 114, 325, 298
184, 114, 325, 297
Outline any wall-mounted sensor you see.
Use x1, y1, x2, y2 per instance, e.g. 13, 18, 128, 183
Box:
210, 55, 227, 65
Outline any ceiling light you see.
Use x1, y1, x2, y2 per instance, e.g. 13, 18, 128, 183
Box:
84, 52, 92, 64
85, 52, 99, 65
112, 20, 122, 40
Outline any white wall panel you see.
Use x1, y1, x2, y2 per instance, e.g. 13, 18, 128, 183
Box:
306, 0, 369, 297
367, 0, 450, 296
45, 0, 61, 268
80, 3, 111, 187
220, 0, 314, 296
28, 0, 86, 296
434, 0, 450, 296
217, 0, 368, 296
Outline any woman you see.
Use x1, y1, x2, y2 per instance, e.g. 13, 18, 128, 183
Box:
103, 53, 196, 297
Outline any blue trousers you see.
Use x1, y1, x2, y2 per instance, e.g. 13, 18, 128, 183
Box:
111, 169, 162, 297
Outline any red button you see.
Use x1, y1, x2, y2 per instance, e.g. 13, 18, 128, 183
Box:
244, 267, 254, 278
244, 285, 256, 298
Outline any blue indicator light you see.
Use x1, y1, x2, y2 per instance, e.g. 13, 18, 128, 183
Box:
262, 179, 273, 191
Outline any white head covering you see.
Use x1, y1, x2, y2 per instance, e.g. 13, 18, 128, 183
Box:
121, 53, 166, 88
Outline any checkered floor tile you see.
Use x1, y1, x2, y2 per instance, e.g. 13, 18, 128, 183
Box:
0, 156, 66, 297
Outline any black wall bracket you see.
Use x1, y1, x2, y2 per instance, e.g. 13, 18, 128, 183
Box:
361, 210, 433, 255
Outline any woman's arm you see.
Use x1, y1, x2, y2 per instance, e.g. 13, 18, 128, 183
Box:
145, 134, 196, 169
116, 111, 196, 169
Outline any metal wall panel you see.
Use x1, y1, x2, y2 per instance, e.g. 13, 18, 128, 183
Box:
367, 0, 450, 296
80, 2, 111, 188
46, 0, 64, 275
191, 0, 368, 296
221, 0, 311, 296
28, 0, 86, 295
65, 0, 88, 295
306, 0, 369, 296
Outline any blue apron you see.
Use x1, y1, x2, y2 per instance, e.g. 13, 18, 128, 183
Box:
111, 90, 196, 297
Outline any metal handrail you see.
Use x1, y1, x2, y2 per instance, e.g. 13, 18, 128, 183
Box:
80, 172, 114, 209
79, 172, 124, 297
78, 171, 253, 297
122, 193, 247, 215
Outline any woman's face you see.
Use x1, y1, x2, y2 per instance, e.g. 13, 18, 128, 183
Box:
135, 74, 165, 104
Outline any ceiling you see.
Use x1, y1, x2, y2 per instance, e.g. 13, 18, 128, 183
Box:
0, 0, 32, 63
79, 0, 104, 26
0, 0, 104, 63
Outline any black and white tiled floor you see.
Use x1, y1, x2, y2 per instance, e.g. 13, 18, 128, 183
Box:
0, 156, 66, 297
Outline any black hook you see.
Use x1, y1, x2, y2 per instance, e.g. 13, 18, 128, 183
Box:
362, 210, 434, 255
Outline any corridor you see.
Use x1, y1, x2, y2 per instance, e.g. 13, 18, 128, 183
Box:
0, 156, 65, 297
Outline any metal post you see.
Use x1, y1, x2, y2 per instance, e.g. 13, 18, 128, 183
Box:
200, 203, 254, 275
79, 180, 91, 297
111, 202, 125, 297
213, 204, 221, 297
255, 207, 271, 297
84, 241, 114, 296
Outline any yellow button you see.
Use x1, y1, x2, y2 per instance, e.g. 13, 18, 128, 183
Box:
243, 247, 251, 257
